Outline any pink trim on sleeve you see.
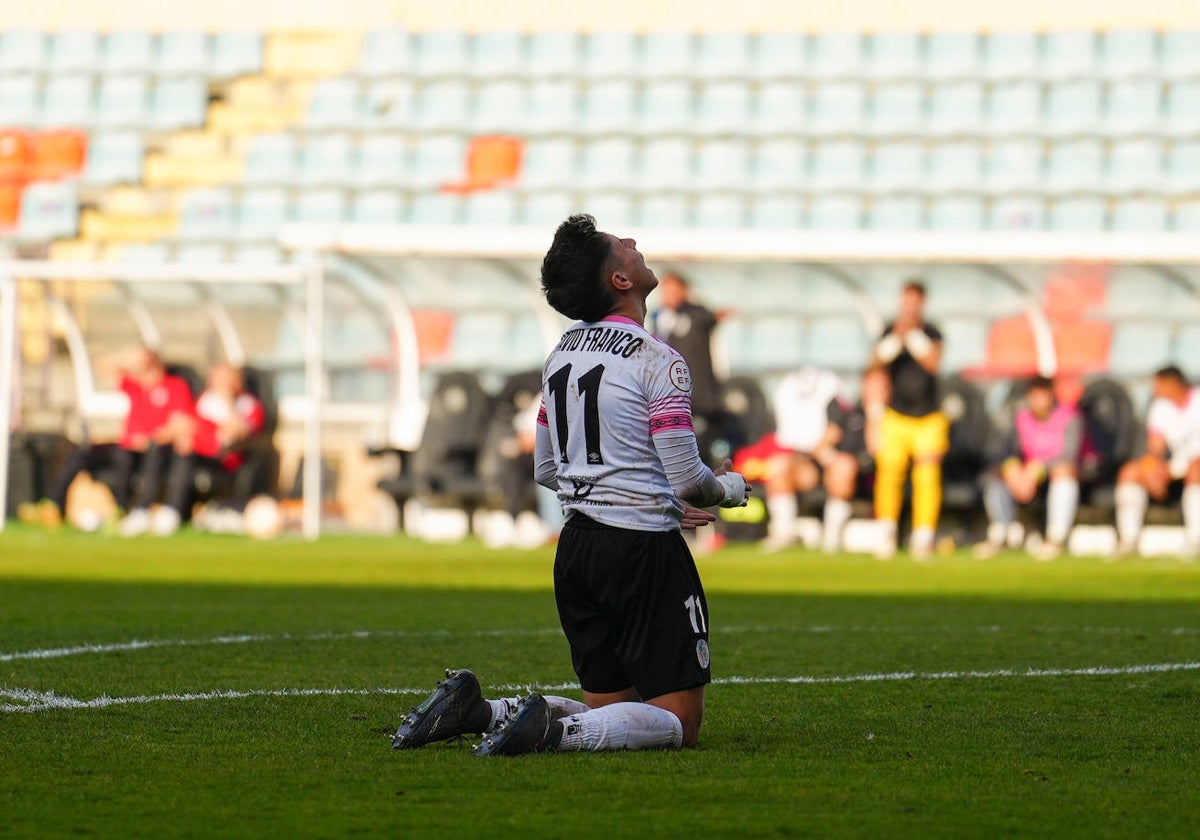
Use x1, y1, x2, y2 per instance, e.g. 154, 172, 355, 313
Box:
650, 413, 694, 434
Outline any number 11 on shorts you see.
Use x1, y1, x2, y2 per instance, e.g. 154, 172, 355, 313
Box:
684, 595, 707, 634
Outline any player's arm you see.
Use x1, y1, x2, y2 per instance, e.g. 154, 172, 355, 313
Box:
533, 395, 558, 490
653, 430, 748, 508
1145, 430, 1168, 460
905, 326, 942, 374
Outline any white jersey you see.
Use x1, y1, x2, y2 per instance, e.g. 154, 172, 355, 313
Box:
1146, 386, 1200, 478
537, 315, 694, 531
773, 368, 844, 452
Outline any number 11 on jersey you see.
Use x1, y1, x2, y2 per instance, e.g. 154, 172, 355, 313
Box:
546, 363, 606, 465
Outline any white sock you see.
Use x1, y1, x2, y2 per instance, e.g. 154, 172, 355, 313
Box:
1183, 485, 1200, 547
487, 694, 589, 731
555, 702, 684, 752
487, 697, 521, 731
1115, 483, 1148, 547
1045, 477, 1079, 545
910, 527, 935, 552
544, 694, 590, 719
821, 497, 851, 552
767, 493, 797, 540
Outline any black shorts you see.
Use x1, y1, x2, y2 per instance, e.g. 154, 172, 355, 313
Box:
554, 514, 711, 700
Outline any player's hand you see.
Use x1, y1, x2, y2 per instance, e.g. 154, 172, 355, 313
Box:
714, 458, 733, 476
681, 505, 717, 530
905, 328, 934, 359
876, 332, 904, 363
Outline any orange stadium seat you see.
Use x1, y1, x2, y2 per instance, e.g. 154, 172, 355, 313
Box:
30, 129, 87, 180
0, 129, 34, 180
444, 135, 524, 193
0, 180, 23, 228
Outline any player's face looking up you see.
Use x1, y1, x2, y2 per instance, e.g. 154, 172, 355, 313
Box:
603, 233, 659, 300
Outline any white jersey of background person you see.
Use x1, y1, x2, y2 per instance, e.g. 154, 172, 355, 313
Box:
537, 314, 696, 531
773, 368, 845, 453
1146, 385, 1200, 478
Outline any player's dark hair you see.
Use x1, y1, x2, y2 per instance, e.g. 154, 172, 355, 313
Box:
540, 214, 618, 322
902, 279, 927, 298
1155, 365, 1189, 385
1027, 375, 1055, 393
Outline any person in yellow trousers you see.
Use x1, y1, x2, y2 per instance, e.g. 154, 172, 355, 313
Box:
872, 280, 948, 560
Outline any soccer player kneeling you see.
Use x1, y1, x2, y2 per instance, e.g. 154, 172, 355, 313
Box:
392, 215, 751, 756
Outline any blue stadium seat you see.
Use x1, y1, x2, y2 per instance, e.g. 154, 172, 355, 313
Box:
0, 30, 45, 73
989, 196, 1045, 230
116, 242, 171, 263
18, 181, 78, 239
581, 32, 638, 80
1110, 198, 1168, 231
357, 29, 411, 77
927, 141, 983, 192
174, 242, 229, 264
156, 31, 209, 77
640, 194, 690, 229
1165, 81, 1200, 137
210, 30, 263, 79
413, 80, 470, 131
414, 30, 469, 78
235, 188, 290, 240
924, 32, 980, 79
693, 194, 745, 228
870, 82, 924, 136
638, 138, 692, 190
695, 139, 750, 190
83, 131, 145, 185
149, 77, 206, 130
983, 32, 1039, 79
520, 138, 576, 189
94, 76, 149, 129
1109, 323, 1172, 378
928, 195, 986, 230
527, 78, 577, 134
868, 32, 921, 79
230, 244, 284, 264
870, 141, 924, 192
1045, 80, 1103, 136
472, 80, 525, 133
579, 137, 635, 188
696, 81, 752, 135
641, 31, 694, 79
809, 139, 866, 190
586, 192, 635, 227
409, 135, 465, 188
1041, 31, 1097, 79
463, 190, 519, 225
751, 139, 806, 190
101, 30, 155, 76
752, 33, 805, 80
752, 81, 805, 135
48, 29, 100, 74
354, 133, 408, 186
470, 31, 524, 78
927, 82, 984, 137
750, 195, 804, 229
808, 195, 862, 229
1106, 79, 1163, 136
527, 32, 579, 77
306, 78, 362, 130
1174, 199, 1200, 230
1048, 197, 1107, 231
1107, 139, 1163, 193
810, 82, 866, 136
41, 76, 94, 128
350, 189, 405, 224
363, 79, 414, 127
639, 80, 693, 135
1046, 138, 1105, 193
986, 139, 1043, 193
244, 133, 298, 185
1101, 30, 1157, 79
695, 32, 751, 79
809, 32, 865, 79
867, 196, 923, 230
581, 80, 637, 133
521, 190, 573, 226
1162, 32, 1200, 80
409, 192, 463, 224
0, 76, 38, 127
179, 188, 235, 239
299, 134, 355, 186
1166, 140, 1200, 194
986, 81, 1041, 135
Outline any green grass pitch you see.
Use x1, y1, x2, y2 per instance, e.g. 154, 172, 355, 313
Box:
2, 527, 1199, 838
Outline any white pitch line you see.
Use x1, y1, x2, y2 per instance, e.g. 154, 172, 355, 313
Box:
4, 661, 1199, 714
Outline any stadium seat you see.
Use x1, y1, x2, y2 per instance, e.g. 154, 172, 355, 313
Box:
587, 192, 634, 227
927, 82, 984, 137
986, 81, 1041, 135
173, 242, 228, 264
156, 31, 209, 77
519, 138, 576, 189
409, 135, 465, 188
0, 75, 38, 127
0, 30, 46, 73
638, 193, 689, 228
1101, 30, 1158, 79
350, 189, 405, 224
115, 241, 171, 262
693, 194, 745, 228
1045, 80, 1104, 136
48, 29, 100, 74
149, 77, 207, 130
868, 32, 921, 79
210, 30, 264, 79
94, 76, 149, 129
810, 139, 867, 190
1048, 197, 1107, 231
1165, 81, 1200, 137
581, 80, 637, 133
810, 82, 866, 136
362, 79, 414, 127
354, 133, 408, 186
1041, 31, 1097, 79
179, 187, 235, 239
927, 141, 983, 192
1165, 141, 1200, 194
751, 138, 806, 190
40, 76, 95, 128
463, 190, 519, 225
808, 195, 862, 229
448, 136, 522, 191
870, 82, 924, 137
526, 32, 579, 77
870, 141, 923, 192
234, 187, 290, 240
231, 243, 284, 264
0, 129, 33, 180
472, 80, 526, 134
750, 195, 804, 229
696, 81, 752, 135
581, 31, 638, 80
695, 32, 751, 79
1107, 138, 1163, 193
867, 195, 923, 230
751, 33, 805, 80
924, 32, 980, 79
306, 78, 362, 130
18, 180, 78, 239
413, 30, 470, 78
1161, 31, 1200, 80
638, 139, 692, 190
752, 81, 806, 135
989, 195, 1045, 230
1172, 199, 1200, 230
639, 80, 693, 135
809, 31, 865, 79
1046, 138, 1105, 193
470, 31, 524, 78
357, 28, 411, 77
579, 137, 635, 188
695, 139, 751, 190
101, 30, 155, 75
29, 129, 86, 180
295, 188, 348, 223
520, 190, 573, 226
526, 78, 577, 134
1109, 323, 1172, 378
982, 31, 1039, 79
243, 133, 298, 185
641, 31, 694, 79
299, 134, 355, 186
986, 138, 1043, 193
409, 192, 462, 224
928, 195, 987, 230
413, 80, 470, 131
1106, 79, 1163, 136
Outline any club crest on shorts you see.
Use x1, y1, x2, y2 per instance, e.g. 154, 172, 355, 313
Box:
696, 638, 710, 669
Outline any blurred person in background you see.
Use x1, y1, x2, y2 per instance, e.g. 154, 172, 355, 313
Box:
1113, 365, 1200, 558
974, 376, 1083, 561
872, 280, 946, 560
820, 365, 889, 554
